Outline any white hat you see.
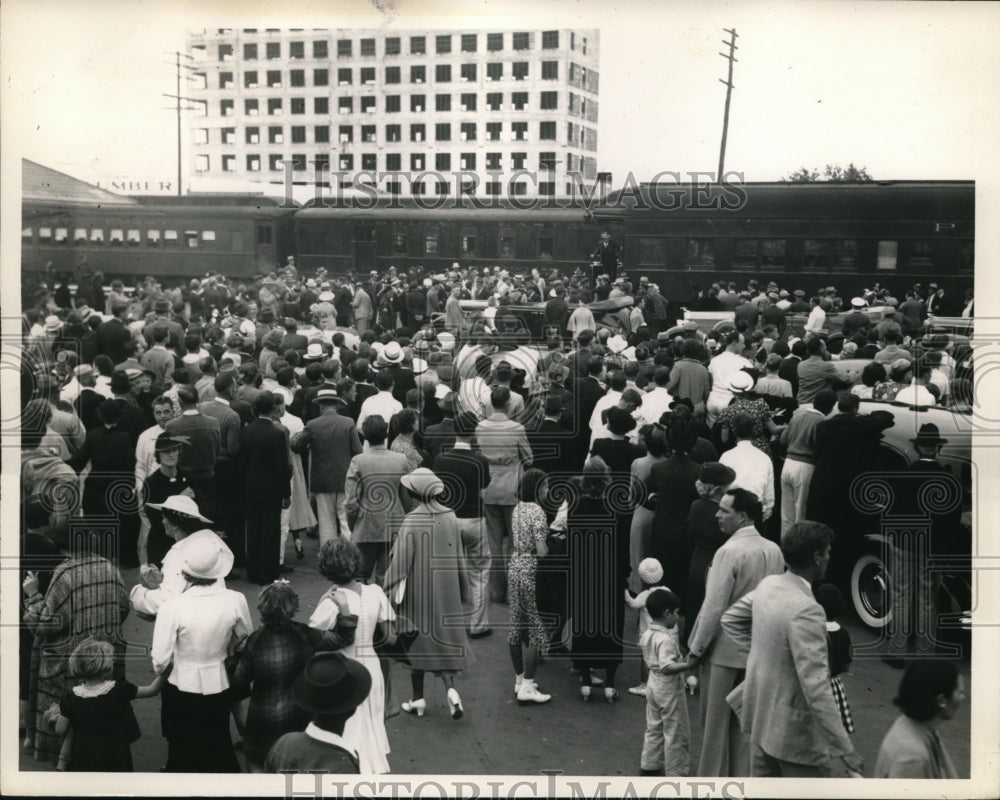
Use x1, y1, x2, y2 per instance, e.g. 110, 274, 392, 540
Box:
411, 358, 428, 375
437, 331, 456, 351
607, 334, 628, 354
728, 370, 755, 392
44, 315, 61, 332
381, 341, 404, 364
304, 343, 325, 361
181, 536, 233, 580
434, 383, 451, 400
637, 558, 663, 585
850, 297, 867, 309
318, 291, 335, 302
422, 278, 432, 288
146, 494, 213, 523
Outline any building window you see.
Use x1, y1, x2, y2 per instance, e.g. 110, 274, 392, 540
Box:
460, 122, 477, 141
361, 38, 376, 56
193, 72, 206, 90
386, 181, 402, 194
243, 99, 256, 115
267, 70, 282, 87
338, 68, 352, 85
246, 127, 260, 144
385, 95, 400, 112
291, 126, 306, 143
435, 123, 451, 141
512, 62, 528, 80
362, 153, 377, 170
435, 94, 451, 112
292, 154, 307, 171
339, 126, 354, 143
314, 97, 329, 114
486, 121, 502, 141
512, 32, 530, 50
512, 92, 528, 110
485, 182, 502, 196
313, 68, 329, 86
542, 61, 558, 80
542, 30, 559, 49
361, 67, 375, 84
290, 41, 304, 59
219, 44, 233, 61
244, 70, 261, 89
539, 182, 555, 197
219, 71, 234, 89
386, 153, 401, 171
540, 121, 556, 140
269, 126, 283, 144
337, 39, 352, 57
195, 155, 209, 172
268, 98, 283, 115
244, 43, 257, 60
460, 33, 478, 53
410, 123, 425, 142
411, 65, 426, 83
877, 240, 899, 271
314, 154, 330, 172
539, 151, 557, 169
582, 37, 588, 55
315, 125, 330, 143
436, 35, 451, 54
461, 63, 477, 82
436, 153, 451, 170
512, 121, 527, 140
386, 124, 401, 142
339, 97, 352, 113
291, 97, 306, 114
512, 152, 527, 169
361, 124, 376, 142
290, 69, 305, 87
460, 93, 477, 111
222, 127, 236, 144
411, 153, 426, 170
266, 42, 281, 59
486, 152, 502, 170
410, 36, 425, 55
222, 155, 235, 172
486, 93, 502, 111
386, 37, 401, 56
540, 91, 558, 110
194, 128, 209, 145
487, 32, 503, 51
339, 154, 354, 170
386, 66, 401, 84
461, 152, 476, 170
436, 64, 451, 83
313, 40, 328, 59
487, 62, 503, 81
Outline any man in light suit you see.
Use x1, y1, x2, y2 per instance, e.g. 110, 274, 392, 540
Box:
686, 488, 784, 777
721, 521, 864, 777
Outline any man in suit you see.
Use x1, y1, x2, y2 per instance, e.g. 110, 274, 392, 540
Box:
281, 318, 309, 356
344, 415, 411, 586
95, 302, 132, 365
720, 521, 864, 778
239, 391, 292, 585
528, 396, 576, 475
164, 384, 221, 519
686, 488, 784, 777
291, 389, 363, 545
589, 231, 623, 283
423, 390, 458, 459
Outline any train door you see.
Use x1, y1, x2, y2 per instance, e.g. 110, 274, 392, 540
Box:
353, 225, 375, 269
256, 221, 277, 271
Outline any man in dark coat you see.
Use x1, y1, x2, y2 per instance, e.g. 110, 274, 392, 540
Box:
280, 318, 309, 355
574, 356, 607, 453
95, 302, 132, 365
778, 339, 807, 399
239, 391, 292, 585
760, 295, 787, 337
590, 231, 623, 282
528, 396, 577, 475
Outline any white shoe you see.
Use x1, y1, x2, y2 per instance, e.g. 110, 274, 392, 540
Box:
628, 683, 648, 697
517, 680, 552, 705
447, 688, 464, 720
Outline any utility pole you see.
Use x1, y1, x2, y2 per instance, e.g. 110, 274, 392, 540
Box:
163, 51, 202, 196
717, 28, 738, 180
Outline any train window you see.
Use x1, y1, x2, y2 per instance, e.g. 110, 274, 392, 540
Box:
202, 231, 216, 243
910, 239, 934, 268
538, 236, 554, 258
164, 230, 178, 245
74, 228, 87, 243
258, 226, 273, 245
802, 239, 828, 271
126, 230, 141, 245
147, 230, 161, 245
499, 235, 516, 258
834, 239, 858, 270
876, 240, 898, 271
37, 227, 52, 242
686, 238, 715, 267
733, 239, 757, 270
185, 231, 199, 248
392, 233, 408, 254
760, 239, 786, 269
425, 234, 439, 255
637, 237, 666, 267
55, 228, 68, 243
355, 228, 375, 243
109, 229, 124, 246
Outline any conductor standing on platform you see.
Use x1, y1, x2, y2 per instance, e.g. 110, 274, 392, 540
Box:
591, 231, 623, 283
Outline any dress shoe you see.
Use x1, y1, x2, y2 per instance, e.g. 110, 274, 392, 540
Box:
469, 628, 492, 639
401, 698, 426, 717
517, 680, 552, 705
447, 688, 464, 719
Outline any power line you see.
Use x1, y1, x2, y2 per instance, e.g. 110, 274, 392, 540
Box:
717, 28, 738, 180
162, 51, 204, 196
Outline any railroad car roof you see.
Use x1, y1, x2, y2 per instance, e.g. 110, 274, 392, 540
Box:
22, 159, 138, 207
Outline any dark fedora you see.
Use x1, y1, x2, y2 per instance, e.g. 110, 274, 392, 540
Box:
154, 433, 188, 453
699, 461, 736, 486
606, 406, 637, 435
293, 652, 372, 715
911, 423, 948, 448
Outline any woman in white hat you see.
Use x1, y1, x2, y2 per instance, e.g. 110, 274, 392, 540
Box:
150, 535, 253, 772
384, 468, 473, 720
716, 370, 784, 457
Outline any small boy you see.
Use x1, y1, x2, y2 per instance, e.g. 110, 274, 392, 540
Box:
625, 557, 669, 696
638, 588, 696, 777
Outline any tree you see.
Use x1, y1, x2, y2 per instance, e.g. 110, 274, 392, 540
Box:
781, 163, 874, 183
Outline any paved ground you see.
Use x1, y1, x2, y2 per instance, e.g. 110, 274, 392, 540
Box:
19, 533, 971, 778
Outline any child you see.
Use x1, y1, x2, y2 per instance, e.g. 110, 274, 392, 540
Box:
638, 588, 697, 777
814, 582, 854, 734
624, 557, 670, 696
48, 637, 165, 771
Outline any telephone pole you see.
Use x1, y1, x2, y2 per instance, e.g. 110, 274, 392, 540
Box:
717, 28, 738, 180
163, 51, 203, 196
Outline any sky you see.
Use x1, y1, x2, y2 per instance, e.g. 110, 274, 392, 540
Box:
3, 0, 999, 190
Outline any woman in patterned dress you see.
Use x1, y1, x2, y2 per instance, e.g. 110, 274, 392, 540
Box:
507, 469, 552, 705
389, 409, 427, 472
717, 371, 783, 456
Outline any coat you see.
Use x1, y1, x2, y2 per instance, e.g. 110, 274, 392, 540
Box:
383, 500, 473, 673
344, 446, 411, 544
476, 413, 533, 506
239, 418, 291, 502
720, 571, 854, 766
290, 410, 363, 494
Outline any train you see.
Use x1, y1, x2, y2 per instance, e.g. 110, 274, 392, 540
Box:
21, 180, 974, 301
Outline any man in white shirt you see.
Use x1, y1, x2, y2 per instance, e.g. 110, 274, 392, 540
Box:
135, 396, 177, 491
641, 367, 674, 427
893, 362, 938, 406
719, 413, 775, 521
588, 370, 627, 433
706, 332, 753, 427
356, 370, 403, 430
567, 295, 595, 341
804, 296, 826, 335
458, 355, 495, 419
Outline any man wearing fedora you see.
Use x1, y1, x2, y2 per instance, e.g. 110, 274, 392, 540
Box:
590, 231, 623, 283
265, 652, 372, 773
143, 297, 187, 357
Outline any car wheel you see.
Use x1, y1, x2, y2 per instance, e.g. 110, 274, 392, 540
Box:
851, 553, 892, 629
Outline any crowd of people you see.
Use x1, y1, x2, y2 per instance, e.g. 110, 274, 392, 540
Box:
18, 255, 972, 778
